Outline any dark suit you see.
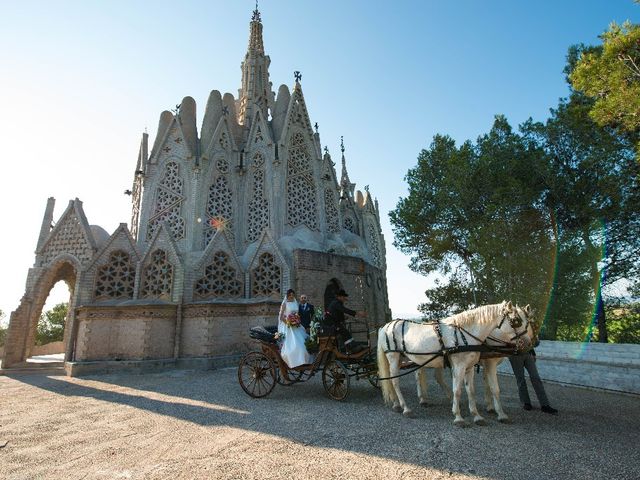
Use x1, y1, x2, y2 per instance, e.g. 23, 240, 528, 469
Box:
326, 298, 356, 348
298, 302, 315, 329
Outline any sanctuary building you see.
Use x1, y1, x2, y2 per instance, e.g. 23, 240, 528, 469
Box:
2, 7, 391, 373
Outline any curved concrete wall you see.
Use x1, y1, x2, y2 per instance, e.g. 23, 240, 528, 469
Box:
497, 340, 640, 395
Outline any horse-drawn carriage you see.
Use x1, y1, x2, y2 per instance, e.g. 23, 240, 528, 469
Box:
237, 320, 379, 400
239, 301, 536, 425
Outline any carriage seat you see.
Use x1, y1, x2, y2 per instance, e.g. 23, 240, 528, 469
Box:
249, 325, 279, 344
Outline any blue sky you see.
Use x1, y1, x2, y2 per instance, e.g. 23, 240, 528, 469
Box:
0, 0, 637, 319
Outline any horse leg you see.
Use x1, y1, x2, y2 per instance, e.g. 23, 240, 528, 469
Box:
486, 359, 510, 423
416, 367, 429, 407
389, 355, 414, 417
481, 362, 494, 413
463, 366, 486, 426
435, 367, 453, 400
451, 365, 467, 426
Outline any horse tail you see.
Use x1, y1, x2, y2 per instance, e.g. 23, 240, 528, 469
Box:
377, 325, 395, 406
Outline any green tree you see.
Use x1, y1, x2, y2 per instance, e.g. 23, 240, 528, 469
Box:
606, 301, 640, 344
390, 116, 554, 320
570, 21, 640, 150
524, 60, 640, 342
0, 309, 6, 347
36, 303, 68, 346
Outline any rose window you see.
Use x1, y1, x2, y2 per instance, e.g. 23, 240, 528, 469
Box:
194, 251, 242, 298
141, 249, 173, 298
94, 251, 135, 299
251, 252, 281, 297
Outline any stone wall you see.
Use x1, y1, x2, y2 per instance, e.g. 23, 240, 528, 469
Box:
293, 249, 391, 336
180, 302, 279, 357
31, 341, 65, 356
497, 340, 640, 395
72, 301, 280, 364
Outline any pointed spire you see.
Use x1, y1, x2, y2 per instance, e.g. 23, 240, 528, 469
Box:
248, 1, 264, 53
340, 136, 355, 197
238, 1, 274, 126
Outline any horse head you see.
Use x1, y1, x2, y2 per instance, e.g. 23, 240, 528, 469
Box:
493, 301, 533, 353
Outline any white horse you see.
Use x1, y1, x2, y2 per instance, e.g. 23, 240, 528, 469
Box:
377, 301, 532, 426
415, 304, 536, 423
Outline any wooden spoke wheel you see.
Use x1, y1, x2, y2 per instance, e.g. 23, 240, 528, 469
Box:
322, 360, 350, 401
238, 351, 277, 398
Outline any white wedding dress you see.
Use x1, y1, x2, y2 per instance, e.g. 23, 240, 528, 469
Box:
278, 299, 312, 368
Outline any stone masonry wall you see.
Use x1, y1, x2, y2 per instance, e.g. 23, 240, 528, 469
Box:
293, 249, 391, 345
181, 302, 280, 357
75, 305, 176, 361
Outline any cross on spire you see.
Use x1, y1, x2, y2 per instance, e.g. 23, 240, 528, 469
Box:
340, 136, 345, 154
294, 71, 302, 83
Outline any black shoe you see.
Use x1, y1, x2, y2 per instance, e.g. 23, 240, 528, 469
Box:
541, 405, 558, 415
523, 403, 533, 411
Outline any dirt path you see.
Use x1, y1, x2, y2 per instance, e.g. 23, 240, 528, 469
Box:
1, 367, 638, 480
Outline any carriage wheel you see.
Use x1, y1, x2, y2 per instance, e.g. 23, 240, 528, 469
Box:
238, 352, 277, 398
322, 360, 350, 400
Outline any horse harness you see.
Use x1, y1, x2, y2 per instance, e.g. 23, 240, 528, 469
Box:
379, 312, 526, 381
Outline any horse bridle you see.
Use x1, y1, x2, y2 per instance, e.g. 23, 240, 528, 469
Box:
493, 307, 532, 351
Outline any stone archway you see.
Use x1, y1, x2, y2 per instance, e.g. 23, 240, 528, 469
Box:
2, 256, 79, 368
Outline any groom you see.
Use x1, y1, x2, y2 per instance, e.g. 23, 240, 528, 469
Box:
298, 294, 315, 331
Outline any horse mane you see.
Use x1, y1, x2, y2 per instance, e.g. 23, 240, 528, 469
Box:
441, 302, 505, 328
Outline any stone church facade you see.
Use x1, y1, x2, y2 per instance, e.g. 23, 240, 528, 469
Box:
1, 7, 391, 373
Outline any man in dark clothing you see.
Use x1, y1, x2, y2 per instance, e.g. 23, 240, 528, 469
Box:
509, 342, 558, 415
326, 289, 366, 354
298, 294, 315, 331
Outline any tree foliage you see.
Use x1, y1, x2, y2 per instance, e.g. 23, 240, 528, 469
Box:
36, 303, 68, 346
570, 21, 640, 147
391, 78, 639, 342
0, 309, 6, 347
390, 116, 554, 319
522, 89, 640, 340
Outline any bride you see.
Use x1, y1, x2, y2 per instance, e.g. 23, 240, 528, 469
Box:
278, 289, 312, 368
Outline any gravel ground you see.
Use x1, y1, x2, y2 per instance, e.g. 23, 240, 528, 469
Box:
0, 365, 638, 480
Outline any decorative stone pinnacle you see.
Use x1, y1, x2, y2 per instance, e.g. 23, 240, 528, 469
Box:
252, 1, 261, 22
314, 122, 319, 134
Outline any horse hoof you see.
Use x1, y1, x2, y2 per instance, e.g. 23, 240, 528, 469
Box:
453, 420, 468, 428
420, 402, 429, 408
474, 418, 487, 426
498, 417, 512, 424
403, 410, 416, 419
392, 405, 403, 413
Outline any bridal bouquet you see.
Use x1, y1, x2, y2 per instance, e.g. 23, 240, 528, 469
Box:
284, 312, 301, 328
